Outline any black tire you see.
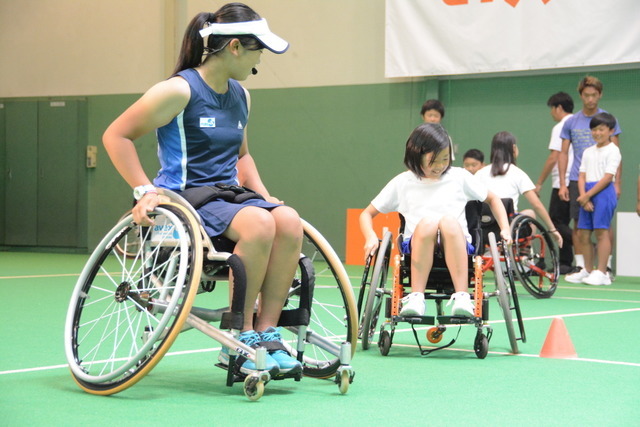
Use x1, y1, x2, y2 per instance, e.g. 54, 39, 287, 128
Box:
510, 215, 559, 298
489, 233, 519, 354
360, 231, 392, 350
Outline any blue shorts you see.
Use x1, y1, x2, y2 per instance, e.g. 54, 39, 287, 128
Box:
197, 198, 281, 237
401, 236, 475, 255
577, 182, 617, 230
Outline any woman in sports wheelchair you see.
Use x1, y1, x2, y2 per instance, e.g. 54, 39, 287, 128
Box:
64, 3, 356, 400
359, 124, 523, 357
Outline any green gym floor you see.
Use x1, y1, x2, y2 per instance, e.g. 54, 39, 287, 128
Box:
2, 251, 640, 426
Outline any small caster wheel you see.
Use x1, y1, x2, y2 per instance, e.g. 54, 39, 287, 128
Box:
338, 370, 350, 394
426, 326, 444, 343
474, 334, 489, 359
379, 330, 391, 356
243, 374, 264, 401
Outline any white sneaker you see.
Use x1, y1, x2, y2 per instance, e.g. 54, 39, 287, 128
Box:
565, 267, 589, 283
400, 292, 425, 317
447, 292, 475, 318
582, 269, 611, 286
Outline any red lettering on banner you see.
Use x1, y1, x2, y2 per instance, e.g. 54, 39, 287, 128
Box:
443, 0, 552, 6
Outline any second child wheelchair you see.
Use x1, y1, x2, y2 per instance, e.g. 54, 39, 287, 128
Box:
64, 189, 357, 401
480, 200, 560, 299
358, 202, 525, 358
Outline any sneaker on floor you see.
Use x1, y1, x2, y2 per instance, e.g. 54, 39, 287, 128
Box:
259, 327, 302, 374
399, 292, 425, 317
565, 267, 589, 283
447, 291, 475, 318
582, 269, 611, 286
218, 330, 279, 375
606, 267, 615, 282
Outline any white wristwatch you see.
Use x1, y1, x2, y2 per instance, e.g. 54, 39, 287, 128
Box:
133, 184, 157, 201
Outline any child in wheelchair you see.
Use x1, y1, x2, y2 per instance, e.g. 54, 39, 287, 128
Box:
360, 123, 511, 318
475, 131, 562, 250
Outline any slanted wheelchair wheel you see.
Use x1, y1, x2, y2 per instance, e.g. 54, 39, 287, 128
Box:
280, 220, 358, 379
510, 215, 559, 299
64, 203, 203, 395
488, 233, 519, 354
360, 231, 392, 350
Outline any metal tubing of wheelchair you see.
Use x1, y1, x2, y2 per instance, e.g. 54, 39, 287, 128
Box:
285, 326, 341, 356
185, 313, 257, 359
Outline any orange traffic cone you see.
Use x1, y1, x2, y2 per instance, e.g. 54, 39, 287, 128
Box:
539, 317, 577, 359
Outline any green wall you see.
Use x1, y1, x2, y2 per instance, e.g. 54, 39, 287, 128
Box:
4, 69, 638, 259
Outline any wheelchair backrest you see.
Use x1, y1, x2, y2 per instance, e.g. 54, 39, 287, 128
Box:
480, 198, 514, 246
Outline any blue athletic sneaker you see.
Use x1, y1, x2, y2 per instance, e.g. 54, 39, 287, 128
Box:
218, 330, 279, 375
259, 327, 303, 374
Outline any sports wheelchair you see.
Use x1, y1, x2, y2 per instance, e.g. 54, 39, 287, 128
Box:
480, 199, 560, 299
64, 189, 357, 401
357, 201, 525, 358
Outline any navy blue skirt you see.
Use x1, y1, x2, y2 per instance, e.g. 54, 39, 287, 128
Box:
196, 198, 281, 237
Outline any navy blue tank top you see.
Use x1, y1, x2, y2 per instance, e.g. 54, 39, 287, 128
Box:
154, 68, 248, 190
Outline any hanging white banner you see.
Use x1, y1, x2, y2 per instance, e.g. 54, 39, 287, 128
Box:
385, 0, 640, 77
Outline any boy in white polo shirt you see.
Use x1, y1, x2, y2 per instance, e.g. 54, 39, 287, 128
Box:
572, 112, 622, 286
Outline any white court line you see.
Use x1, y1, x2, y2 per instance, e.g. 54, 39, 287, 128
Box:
385, 342, 640, 367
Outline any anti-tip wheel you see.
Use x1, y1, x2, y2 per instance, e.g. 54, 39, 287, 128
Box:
243, 375, 265, 401
426, 327, 444, 343
338, 370, 350, 394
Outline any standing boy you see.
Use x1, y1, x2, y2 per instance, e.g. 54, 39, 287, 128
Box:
575, 113, 622, 286
558, 76, 621, 283
535, 92, 574, 274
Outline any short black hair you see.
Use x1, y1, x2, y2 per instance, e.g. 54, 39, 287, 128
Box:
589, 112, 617, 130
404, 123, 452, 178
420, 99, 445, 118
547, 92, 574, 113
463, 148, 484, 163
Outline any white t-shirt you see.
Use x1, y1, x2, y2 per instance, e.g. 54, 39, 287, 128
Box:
579, 142, 622, 183
549, 114, 573, 188
475, 164, 535, 212
371, 167, 488, 242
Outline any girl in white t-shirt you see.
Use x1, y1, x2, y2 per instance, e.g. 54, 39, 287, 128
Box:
476, 131, 562, 248
360, 124, 511, 318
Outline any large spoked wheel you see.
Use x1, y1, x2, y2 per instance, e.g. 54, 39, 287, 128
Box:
510, 215, 559, 299
360, 231, 392, 350
281, 220, 358, 379
488, 233, 519, 354
64, 203, 203, 395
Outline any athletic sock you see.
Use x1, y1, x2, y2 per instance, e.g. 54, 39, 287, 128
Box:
575, 254, 585, 269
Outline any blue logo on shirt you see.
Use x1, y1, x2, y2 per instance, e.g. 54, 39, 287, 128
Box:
200, 117, 216, 128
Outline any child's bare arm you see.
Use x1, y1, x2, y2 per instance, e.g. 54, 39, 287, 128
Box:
360, 204, 381, 261
484, 191, 511, 245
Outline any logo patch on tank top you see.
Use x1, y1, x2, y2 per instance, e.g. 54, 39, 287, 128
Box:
199, 117, 216, 128
237, 121, 244, 130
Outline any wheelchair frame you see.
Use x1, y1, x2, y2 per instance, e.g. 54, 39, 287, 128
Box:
64, 189, 357, 400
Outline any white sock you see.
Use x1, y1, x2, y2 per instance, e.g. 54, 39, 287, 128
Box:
607, 256, 612, 269
575, 254, 585, 269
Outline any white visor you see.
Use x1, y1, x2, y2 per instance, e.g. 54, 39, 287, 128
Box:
199, 18, 289, 54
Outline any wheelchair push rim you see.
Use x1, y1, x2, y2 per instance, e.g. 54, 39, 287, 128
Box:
510, 215, 559, 299
64, 204, 202, 394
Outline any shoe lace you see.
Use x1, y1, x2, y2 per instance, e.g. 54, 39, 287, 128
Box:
260, 327, 283, 343
239, 331, 261, 347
